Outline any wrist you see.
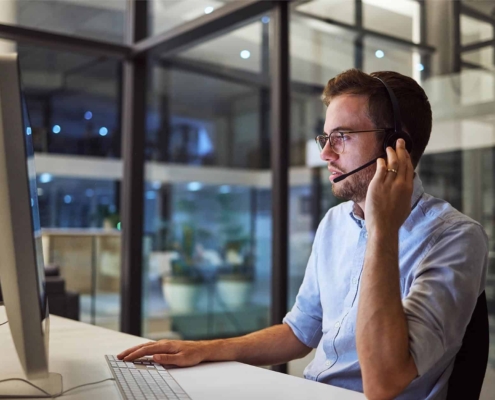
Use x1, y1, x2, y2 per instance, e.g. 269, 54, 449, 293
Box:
367, 227, 398, 242
200, 339, 228, 362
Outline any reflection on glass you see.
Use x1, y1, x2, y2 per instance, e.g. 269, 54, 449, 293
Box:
37, 176, 121, 330
291, 13, 354, 86
19, 45, 121, 158
363, 37, 414, 78
296, 0, 355, 25
5, 0, 127, 43
177, 19, 263, 74
363, 0, 420, 43
461, 14, 493, 46
150, 0, 227, 37
142, 182, 270, 340
147, 66, 262, 168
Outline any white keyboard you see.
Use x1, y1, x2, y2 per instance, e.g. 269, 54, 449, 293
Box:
105, 355, 191, 400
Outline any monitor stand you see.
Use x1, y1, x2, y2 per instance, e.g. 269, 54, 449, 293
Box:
0, 372, 62, 398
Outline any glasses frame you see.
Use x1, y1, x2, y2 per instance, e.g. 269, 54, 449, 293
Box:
315, 129, 390, 154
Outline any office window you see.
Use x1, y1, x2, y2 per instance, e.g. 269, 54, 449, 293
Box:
291, 13, 354, 86
1, 0, 126, 43
38, 176, 121, 330
19, 45, 121, 158
363, 37, 416, 78
363, 0, 420, 43
143, 17, 272, 340
149, 0, 227, 37
18, 44, 123, 332
295, 0, 355, 25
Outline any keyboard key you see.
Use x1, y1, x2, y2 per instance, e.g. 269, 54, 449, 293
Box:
106, 355, 191, 400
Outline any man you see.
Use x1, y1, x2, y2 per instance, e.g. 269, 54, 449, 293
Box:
118, 70, 488, 400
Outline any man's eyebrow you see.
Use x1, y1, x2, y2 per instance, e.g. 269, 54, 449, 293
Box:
327, 126, 353, 133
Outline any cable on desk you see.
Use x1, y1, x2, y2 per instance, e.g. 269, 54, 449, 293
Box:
0, 377, 115, 398
0, 321, 8, 326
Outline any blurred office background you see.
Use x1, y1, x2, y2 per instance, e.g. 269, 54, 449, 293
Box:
0, 0, 494, 397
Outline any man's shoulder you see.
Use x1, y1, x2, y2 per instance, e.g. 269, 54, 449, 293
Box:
419, 193, 481, 227
415, 193, 487, 244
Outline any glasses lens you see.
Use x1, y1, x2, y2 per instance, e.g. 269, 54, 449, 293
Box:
316, 135, 327, 151
330, 132, 344, 154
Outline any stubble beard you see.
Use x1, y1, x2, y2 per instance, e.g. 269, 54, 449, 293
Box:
331, 164, 376, 203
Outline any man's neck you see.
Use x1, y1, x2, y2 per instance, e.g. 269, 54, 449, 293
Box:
354, 201, 365, 220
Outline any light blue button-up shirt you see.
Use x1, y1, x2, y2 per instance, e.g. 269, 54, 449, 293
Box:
283, 173, 488, 399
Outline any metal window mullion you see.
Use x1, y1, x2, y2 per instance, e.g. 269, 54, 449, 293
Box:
354, 0, 363, 70
120, 0, 148, 336
0, 23, 130, 59
270, 1, 289, 374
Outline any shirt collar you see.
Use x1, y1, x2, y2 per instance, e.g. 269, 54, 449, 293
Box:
348, 173, 425, 228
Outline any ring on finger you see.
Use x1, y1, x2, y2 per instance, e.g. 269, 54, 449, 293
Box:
387, 168, 398, 174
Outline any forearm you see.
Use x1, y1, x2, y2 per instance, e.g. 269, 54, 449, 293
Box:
357, 229, 416, 398
202, 323, 311, 366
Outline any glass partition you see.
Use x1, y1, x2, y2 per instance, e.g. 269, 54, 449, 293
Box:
143, 17, 272, 341
1, 0, 127, 43
20, 45, 121, 158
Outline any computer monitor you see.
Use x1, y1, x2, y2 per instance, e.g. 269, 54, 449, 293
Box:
0, 54, 51, 382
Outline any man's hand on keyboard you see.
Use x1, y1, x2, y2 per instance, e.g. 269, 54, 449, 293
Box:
117, 340, 208, 367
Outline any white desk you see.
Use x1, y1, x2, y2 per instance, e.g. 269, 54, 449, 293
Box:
0, 307, 365, 400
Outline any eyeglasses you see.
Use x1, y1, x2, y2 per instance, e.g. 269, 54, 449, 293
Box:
315, 129, 388, 154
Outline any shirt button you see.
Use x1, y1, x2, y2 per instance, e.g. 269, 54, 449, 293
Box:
352, 278, 358, 285
334, 322, 340, 328
325, 361, 331, 367
364, 232, 368, 239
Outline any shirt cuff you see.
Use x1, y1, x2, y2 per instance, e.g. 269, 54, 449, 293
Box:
283, 305, 322, 348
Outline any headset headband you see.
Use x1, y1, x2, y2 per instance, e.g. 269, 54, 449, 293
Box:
374, 76, 402, 135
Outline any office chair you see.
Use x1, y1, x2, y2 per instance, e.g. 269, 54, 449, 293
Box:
446, 291, 489, 400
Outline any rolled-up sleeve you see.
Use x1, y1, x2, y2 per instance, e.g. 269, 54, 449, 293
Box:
283, 242, 323, 349
403, 222, 488, 377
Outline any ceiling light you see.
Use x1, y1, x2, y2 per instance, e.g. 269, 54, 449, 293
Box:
375, 50, 385, 59
64, 195, 72, 204
262, 16, 270, 24
204, 6, 214, 14
84, 111, 92, 120
39, 173, 53, 184
240, 50, 251, 59
99, 127, 108, 136
26, 127, 32, 135
417, 63, 425, 71
187, 182, 203, 191
52, 125, 61, 134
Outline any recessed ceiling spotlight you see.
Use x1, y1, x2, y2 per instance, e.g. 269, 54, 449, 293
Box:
240, 50, 251, 59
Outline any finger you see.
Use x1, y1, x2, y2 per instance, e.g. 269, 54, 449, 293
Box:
385, 146, 399, 171
373, 157, 388, 183
123, 342, 171, 361
384, 146, 399, 182
395, 139, 408, 181
117, 342, 154, 360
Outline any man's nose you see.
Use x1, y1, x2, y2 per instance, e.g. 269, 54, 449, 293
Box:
320, 141, 339, 162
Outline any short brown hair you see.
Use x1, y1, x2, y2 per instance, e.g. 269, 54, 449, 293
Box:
322, 69, 432, 167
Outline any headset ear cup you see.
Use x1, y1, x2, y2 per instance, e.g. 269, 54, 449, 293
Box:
383, 131, 413, 153
383, 132, 400, 152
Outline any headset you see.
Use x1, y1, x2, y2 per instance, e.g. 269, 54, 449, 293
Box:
333, 76, 413, 183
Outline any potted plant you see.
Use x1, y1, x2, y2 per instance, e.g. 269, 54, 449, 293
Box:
215, 193, 255, 308
161, 223, 205, 314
